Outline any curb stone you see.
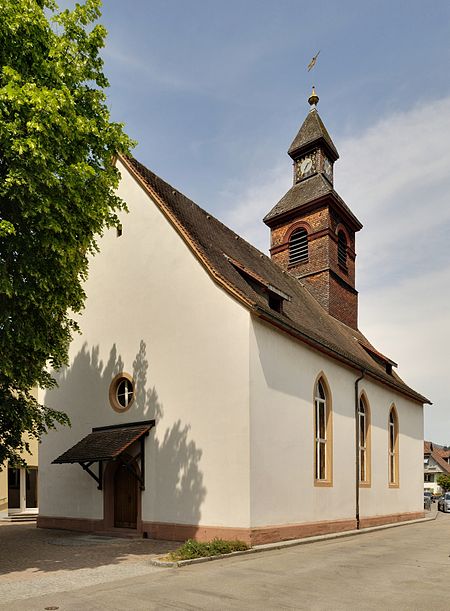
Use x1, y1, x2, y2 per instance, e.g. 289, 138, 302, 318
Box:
151, 511, 437, 568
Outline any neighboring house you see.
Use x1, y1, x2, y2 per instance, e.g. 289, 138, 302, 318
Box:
0, 437, 38, 519
424, 441, 450, 494
38, 90, 430, 545
0, 391, 39, 519
0, 389, 39, 518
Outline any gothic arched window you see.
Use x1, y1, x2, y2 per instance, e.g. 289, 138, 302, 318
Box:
314, 376, 332, 485
358, 395, 371, 486
289, 228, 308, 265
337, 230, 347, 268
388, 406, 399, 486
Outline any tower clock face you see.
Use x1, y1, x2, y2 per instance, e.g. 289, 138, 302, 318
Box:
296, 155, 315, 181
300, 157, 313, 175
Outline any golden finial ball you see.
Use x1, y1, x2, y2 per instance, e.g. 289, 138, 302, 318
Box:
308, 86, 319, 106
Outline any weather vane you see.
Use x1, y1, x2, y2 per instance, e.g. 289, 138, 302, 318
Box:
307, 50, 320, 72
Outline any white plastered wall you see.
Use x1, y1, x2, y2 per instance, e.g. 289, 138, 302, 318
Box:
249, 316, 423, 527
358, 379, 423, 517
39, 160, 251, 528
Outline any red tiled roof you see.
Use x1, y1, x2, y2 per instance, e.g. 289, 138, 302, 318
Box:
53, 422, 154, 464
424, 440, 450, 474
120, 155, 430, 406
432, 452, 450, 474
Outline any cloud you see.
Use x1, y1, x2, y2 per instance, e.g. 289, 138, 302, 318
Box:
337, 96, 450, 291
224, 95, 450, 443
222, 162, 290, 252
358, 265, 450, 443
338, 96, 450, 442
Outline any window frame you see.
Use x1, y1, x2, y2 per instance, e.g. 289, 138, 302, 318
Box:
358, 392, 371, 487
109, 372, 135, 413
388, 405, 399, 487
313, 374, 333, 487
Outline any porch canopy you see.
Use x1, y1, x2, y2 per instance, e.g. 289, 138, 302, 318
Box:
52, 420, 155, 490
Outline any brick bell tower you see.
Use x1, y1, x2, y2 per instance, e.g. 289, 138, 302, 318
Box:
263, 88, 363, 329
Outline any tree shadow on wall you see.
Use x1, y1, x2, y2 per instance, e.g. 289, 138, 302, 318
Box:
30, 339, 207, 574
131, 340, 206, 525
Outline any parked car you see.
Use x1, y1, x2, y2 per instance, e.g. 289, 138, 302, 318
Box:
438, 492, 450, 512
424, 491, 433, 510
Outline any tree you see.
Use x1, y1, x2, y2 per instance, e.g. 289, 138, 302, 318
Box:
437, 474, 450, 493
0, 0, 133, 464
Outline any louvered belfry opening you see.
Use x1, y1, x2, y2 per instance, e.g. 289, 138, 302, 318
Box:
337, 230, 347, 268
289, 228, 308, 265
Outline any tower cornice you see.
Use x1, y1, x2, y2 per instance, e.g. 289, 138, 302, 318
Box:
264, 183, 362, 232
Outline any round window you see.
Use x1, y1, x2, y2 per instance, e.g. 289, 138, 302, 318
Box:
109, 373, 135, 412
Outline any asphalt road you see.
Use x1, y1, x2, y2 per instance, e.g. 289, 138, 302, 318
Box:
2, 509, 450, 610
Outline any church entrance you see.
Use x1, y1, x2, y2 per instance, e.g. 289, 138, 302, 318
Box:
53, 420, 154, 534
113, 462, 138, 529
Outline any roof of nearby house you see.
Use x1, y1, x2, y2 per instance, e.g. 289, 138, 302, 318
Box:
424, 441, 450, 474
119, 154, 430, 406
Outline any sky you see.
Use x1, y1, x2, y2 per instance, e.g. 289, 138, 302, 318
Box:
61, 0, 450, 442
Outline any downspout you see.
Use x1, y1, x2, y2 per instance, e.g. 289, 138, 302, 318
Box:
355, 369, 365, 529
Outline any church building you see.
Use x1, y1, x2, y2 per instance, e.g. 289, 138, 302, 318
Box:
38, 90, 429, 544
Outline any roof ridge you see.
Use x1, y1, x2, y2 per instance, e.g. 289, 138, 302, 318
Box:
118, 154, 430, 407
124, 156, 304, 283
125, 155, 271, 256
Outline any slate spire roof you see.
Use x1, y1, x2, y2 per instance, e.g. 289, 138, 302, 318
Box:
119, 154, 429, 406
288, 106, 339, 161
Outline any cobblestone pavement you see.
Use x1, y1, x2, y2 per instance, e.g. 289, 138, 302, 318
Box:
0, 522, 177, 604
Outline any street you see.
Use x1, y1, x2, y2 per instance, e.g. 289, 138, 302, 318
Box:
1, 510, 449, 610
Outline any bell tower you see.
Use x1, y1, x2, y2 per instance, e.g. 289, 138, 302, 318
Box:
264, 88, 363, 329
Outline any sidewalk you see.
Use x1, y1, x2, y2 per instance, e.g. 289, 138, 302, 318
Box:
0, 522, 177, 604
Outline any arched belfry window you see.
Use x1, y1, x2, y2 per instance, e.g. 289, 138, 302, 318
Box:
388, 406, 399, 486
358, 395, 371, 486
289, 228, 308, 265
314, 377, 332, 485
337, 230, 347, 268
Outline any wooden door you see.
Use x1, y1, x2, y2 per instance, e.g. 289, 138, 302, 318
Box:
114, 463, 137, 529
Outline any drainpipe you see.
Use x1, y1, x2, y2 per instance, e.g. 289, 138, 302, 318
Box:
355, 370, 365, 529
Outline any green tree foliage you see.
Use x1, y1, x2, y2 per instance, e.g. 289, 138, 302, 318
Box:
0, 0, 133, 464
437, 474, 450, 492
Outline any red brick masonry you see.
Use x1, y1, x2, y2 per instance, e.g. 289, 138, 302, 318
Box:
37, 511, 425, 545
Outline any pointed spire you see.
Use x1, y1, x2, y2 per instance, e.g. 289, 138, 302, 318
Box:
287, 89, 339, 162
